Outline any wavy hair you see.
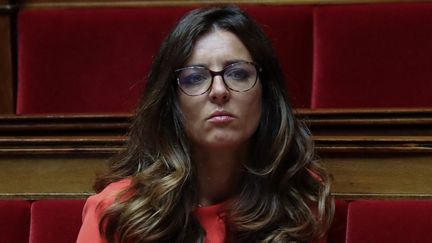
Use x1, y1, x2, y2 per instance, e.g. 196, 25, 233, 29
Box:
95, 6, 333, 243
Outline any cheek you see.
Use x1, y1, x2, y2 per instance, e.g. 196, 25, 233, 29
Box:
243, 89, 262, 134
178, 95, 203, 137
249, 98, 262, 130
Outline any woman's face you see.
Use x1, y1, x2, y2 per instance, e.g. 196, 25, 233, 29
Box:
178, 29, 262, 150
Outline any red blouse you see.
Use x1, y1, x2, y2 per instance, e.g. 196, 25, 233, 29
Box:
76, 179, 325, 243
76, 179, 226, 243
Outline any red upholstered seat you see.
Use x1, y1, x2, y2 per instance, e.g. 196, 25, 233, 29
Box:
346, 200, 432, 243
29, 200, 85, 243
8, 199, 432, 243
17, 7, 192, 114
0, 200, 31, 243
246, 5, 313, 108
17, 6, 313, 114
328, 200, 348, 243
312, 3, 432, 108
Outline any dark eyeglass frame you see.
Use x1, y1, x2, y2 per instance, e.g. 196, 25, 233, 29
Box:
175, 61, 262, 96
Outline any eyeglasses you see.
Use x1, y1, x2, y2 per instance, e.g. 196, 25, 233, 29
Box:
175, 61, 261, 96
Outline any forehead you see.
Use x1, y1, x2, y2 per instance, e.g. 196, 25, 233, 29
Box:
186, 29, 253, 67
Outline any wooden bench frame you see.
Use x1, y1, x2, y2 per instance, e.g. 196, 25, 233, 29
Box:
1, 108, 431, 199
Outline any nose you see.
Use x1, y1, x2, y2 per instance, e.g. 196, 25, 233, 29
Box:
209, 75, 230, 104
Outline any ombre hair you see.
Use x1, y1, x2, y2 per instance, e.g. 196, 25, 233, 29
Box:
96, 6, 333, 243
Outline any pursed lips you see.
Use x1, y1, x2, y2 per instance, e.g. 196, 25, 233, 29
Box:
207, 111, 236, 123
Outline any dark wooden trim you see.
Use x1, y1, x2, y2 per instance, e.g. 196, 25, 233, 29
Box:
333, 193, 432, 200
0, 14, 13, 114
0, 110, 431, 154
0, 2, 17, 13
0, 113, 131, 132
2, 139, 432, 155
0, 192, 92, 200
4, 192, 432, 200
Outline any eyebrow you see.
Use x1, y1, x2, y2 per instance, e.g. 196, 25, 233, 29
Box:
184, 59, 251, 69
223, 59, 249, 66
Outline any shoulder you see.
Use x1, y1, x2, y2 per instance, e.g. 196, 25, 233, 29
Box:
86, 178, 133, 211
77, 178, 132, 243
95, 178, 133, 200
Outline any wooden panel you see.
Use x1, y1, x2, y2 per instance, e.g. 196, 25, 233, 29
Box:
0, 14, 13, 114
304, 108, 432, 137
0, 109, 431, 199
0, 155, 108, 199
308, 109, 432, 198
0, 114, 127, 199
324, 153, 432, 199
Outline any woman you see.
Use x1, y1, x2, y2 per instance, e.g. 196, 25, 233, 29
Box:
77, 6, 333, 243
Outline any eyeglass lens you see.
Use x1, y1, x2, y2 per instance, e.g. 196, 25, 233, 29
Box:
177, 62, 258, 96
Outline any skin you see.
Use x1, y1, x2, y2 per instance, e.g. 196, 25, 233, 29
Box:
178, 29, 262, 206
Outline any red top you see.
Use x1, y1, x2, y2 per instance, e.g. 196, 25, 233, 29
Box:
76, 179, 325, 243
194, 202, 226, 243
76, 179, 226, 243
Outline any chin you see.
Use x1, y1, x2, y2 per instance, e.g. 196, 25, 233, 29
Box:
206, 136, 248, 149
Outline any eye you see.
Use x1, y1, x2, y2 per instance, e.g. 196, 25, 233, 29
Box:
178, 70, 208, 87
225, 68, 251, 81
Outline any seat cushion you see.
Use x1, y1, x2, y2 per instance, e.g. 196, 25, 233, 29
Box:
346, 200, 432, 243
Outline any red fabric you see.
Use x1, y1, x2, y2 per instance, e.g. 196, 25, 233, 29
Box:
245, 5, 313, 108
17, 7, 192, 114
15, 4, 432, 112
30, 200, 85, 243
78, 179, 229, 242
0, 200, 31, 243
17, 6, 312, 114
77, 179, 131, 243
194, 202, 226, 243
327, 200, 348, 243
346, 200, 432, 243
312, 3, 432, 108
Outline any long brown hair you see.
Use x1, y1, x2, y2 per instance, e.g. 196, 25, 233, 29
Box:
96, 6, 333, 242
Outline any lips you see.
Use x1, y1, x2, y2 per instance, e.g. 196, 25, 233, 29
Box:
207, 111, 236, 123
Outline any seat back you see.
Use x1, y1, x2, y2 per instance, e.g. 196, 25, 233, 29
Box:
246, 5, 313, 108
328, 200, 349, 243
17, 6, 313, 115
17, 7, 191, 114
312, 3, 432, 108
29, 200, 85, 243
0, 200, 31, 243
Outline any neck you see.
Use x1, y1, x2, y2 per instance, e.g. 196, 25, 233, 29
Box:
192, 146, 247, 206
